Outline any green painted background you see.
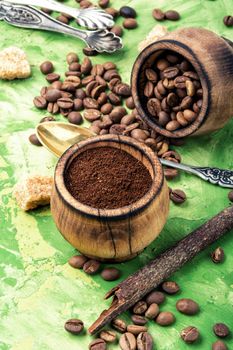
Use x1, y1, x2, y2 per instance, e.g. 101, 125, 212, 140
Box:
0, 0, 233, 349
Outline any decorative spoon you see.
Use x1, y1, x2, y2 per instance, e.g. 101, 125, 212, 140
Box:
0, 2, 122, 53
2, 0, 114, 29
36, 122, 233, 188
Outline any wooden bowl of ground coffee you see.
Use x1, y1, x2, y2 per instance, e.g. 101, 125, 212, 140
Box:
131, 27, 233, 138
51, 134, 169, 262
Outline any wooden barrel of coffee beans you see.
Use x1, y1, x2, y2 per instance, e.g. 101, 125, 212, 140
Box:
131, 27, 233, 138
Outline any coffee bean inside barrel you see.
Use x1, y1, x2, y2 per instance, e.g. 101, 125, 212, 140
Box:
142, 50, 203, 132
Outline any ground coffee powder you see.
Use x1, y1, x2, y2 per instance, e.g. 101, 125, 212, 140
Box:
65, 147, 152, 209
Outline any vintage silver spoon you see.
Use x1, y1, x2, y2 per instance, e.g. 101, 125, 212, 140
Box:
36, 122, 233, 188
2, 0, 114, 29
0, 2, 122, 53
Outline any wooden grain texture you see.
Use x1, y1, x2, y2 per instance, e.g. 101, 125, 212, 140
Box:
131, 27, 233, 138
89, 205, 233, 334
51, 135, 170, 261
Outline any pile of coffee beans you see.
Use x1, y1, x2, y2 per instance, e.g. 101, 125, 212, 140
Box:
152, 8, 180, 21
142, 50, 203, 132
68, 254, 121, 281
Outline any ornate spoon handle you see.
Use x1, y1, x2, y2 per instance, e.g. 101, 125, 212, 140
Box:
3, 0, 114, 29
0, 2, 122, 53
161, 159, 233, 188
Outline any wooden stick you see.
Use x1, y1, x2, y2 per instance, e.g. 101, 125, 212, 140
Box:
89, 206, 233, 334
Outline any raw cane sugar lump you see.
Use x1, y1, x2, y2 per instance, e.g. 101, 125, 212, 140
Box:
13, 175, 53, 211
0, 47, 31, 80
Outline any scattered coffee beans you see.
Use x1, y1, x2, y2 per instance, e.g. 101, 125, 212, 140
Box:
223, 16, 233, 27
64, 319, 84, 334
110, 25, 123, 37
101, 267, 121, 281
212, 340, 228, 350
119, 332, 136, 350
100, 330, 117, 343
127, 325, 147, 335
29, 133, 42, 146
65, 147, 152, 209
40, 61, 54, 74
211, 247, 224, 263
133, 301, 148, 315
83, 259, 101, 274
146, 291, 165, 305
137, 332, 153, 350
123, 18, 138, 29
68, 111, 83, 125
68, 254, 88, 269
165, 10, 180, 21
181, 326, 199, 343
170, 189, 186, 204
111, 318, 127, 333
176, 298, 199, 315
152, 9, 165, 21
66, 52, 79, 64
98, 0, 109, 9
161, 281, 180, 294
228, 190, 233, 202
131, 315, 147, 326
156, 311, 175, 326
145, 303, 160, 319
89, 338, 107, 350
213, 323, 230, 338
119, 6, 137, 18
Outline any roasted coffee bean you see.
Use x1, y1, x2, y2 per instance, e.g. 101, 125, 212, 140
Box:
166, 54, 180, 64
91, 64, 105, 77
167, 92, 179, 107
80, 0, 92, 8
212, 340, 228, 350
223, 15, 233, 27
145, 303, 159, 319
101, 267, 120, 281
170, 189, 186, 204
65, 71, 81, 78
119, 332, 136, 350
83, 47, 98, 56
68, 254, 88, 268
174, 75, 189, 88
61, 82, 76, 92
90, 124, 100, 134
109, 77, 121, 90
46, 73, 60, 83
156, 58, 170, 71
104, 69, 120, 81
29, 134, 42, 146
147, 98, 161, 116
33, 96, 47, 109
45, 89, 62, 102
162, 281, 180, 294
213, 323, 230, 338
110, 25, 123, 37
127, 325, 147, 335
183, 109, 197, 122
115, 83, 131, 97
105, 7, 119, 18
81, 57, 92, 75
99, 115, 113, 129
123, 18, 138, 29
183, 70, 199, 80
186, 80, 195, 96
131, 129, 148, 141
99, 129, 108, 135
144, 81, 154, 98
98, 0, 109, 9
126, 96, 135, 109
51, 80, 63, 90
83, 259, 101, 274
100, 330, 116, 343
152, 8, 165, 21
41, 7, 52, 14
157, 80, 167, 95
228, 190, 233, 202
137, 332, 153, 350
89, 338, 106, 350
102, 62, 116, 72
84, 109, 101, 122
146, 291, 165, 305
57, 15, 69, 24
75, 89, 86, 100
162, 150, 181, 163
163, 67, 179, 79
98, 92, 108, 105
108, 92, 121, 105
180, 96, 193, 109
86, 81, 98, 96
211, 247, 224, 263
110, 107, 127, 123
166, 120, 180, 131
111, 318, 127, 333
64, 319, 84, 335
40, 116, 56, 123
83, 97, 99, 109
119, 6, 137, 18
121, 114, 135, 125
82, 75, 95, 87
124, 123, 140, 135
164, 168, 178, 180
73, 98, 83, 111
47, 102, 59, 114
101, 103, 113, 114
65, 75, 81, 88
109, 124, 126, 135
181, 326, 199, 343
145, 138, 157, 150
176, 111, 189, 126
60, 107, 72, 117
66, 52, 79, 64
176, 298, 199, 315
165, 10, 180, 20
145, 68, 158, 83
57, 97, 73, 109
40, 61, 54, 74
91, 85, 106, 100
131, 315, 147, 326
133, 301, 148, 315
156, 311, 175, 326
68, 111, 83, 125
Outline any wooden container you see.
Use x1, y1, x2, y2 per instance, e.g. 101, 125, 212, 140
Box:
131, 27, 233, 138
51, 134, 169, 262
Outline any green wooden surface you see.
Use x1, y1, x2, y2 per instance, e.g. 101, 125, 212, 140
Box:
0, 0, 233, 349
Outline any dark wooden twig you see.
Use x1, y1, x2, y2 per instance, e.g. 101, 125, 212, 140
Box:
89, 206, 233, 334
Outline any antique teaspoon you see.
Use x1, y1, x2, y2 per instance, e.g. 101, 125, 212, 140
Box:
36, 122, 233, 188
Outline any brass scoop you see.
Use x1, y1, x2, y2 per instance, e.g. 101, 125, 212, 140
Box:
36, 122, 233, 188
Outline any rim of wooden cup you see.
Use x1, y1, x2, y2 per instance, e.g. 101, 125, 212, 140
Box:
54, 134, 164, 220
131, 40, 210, 138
